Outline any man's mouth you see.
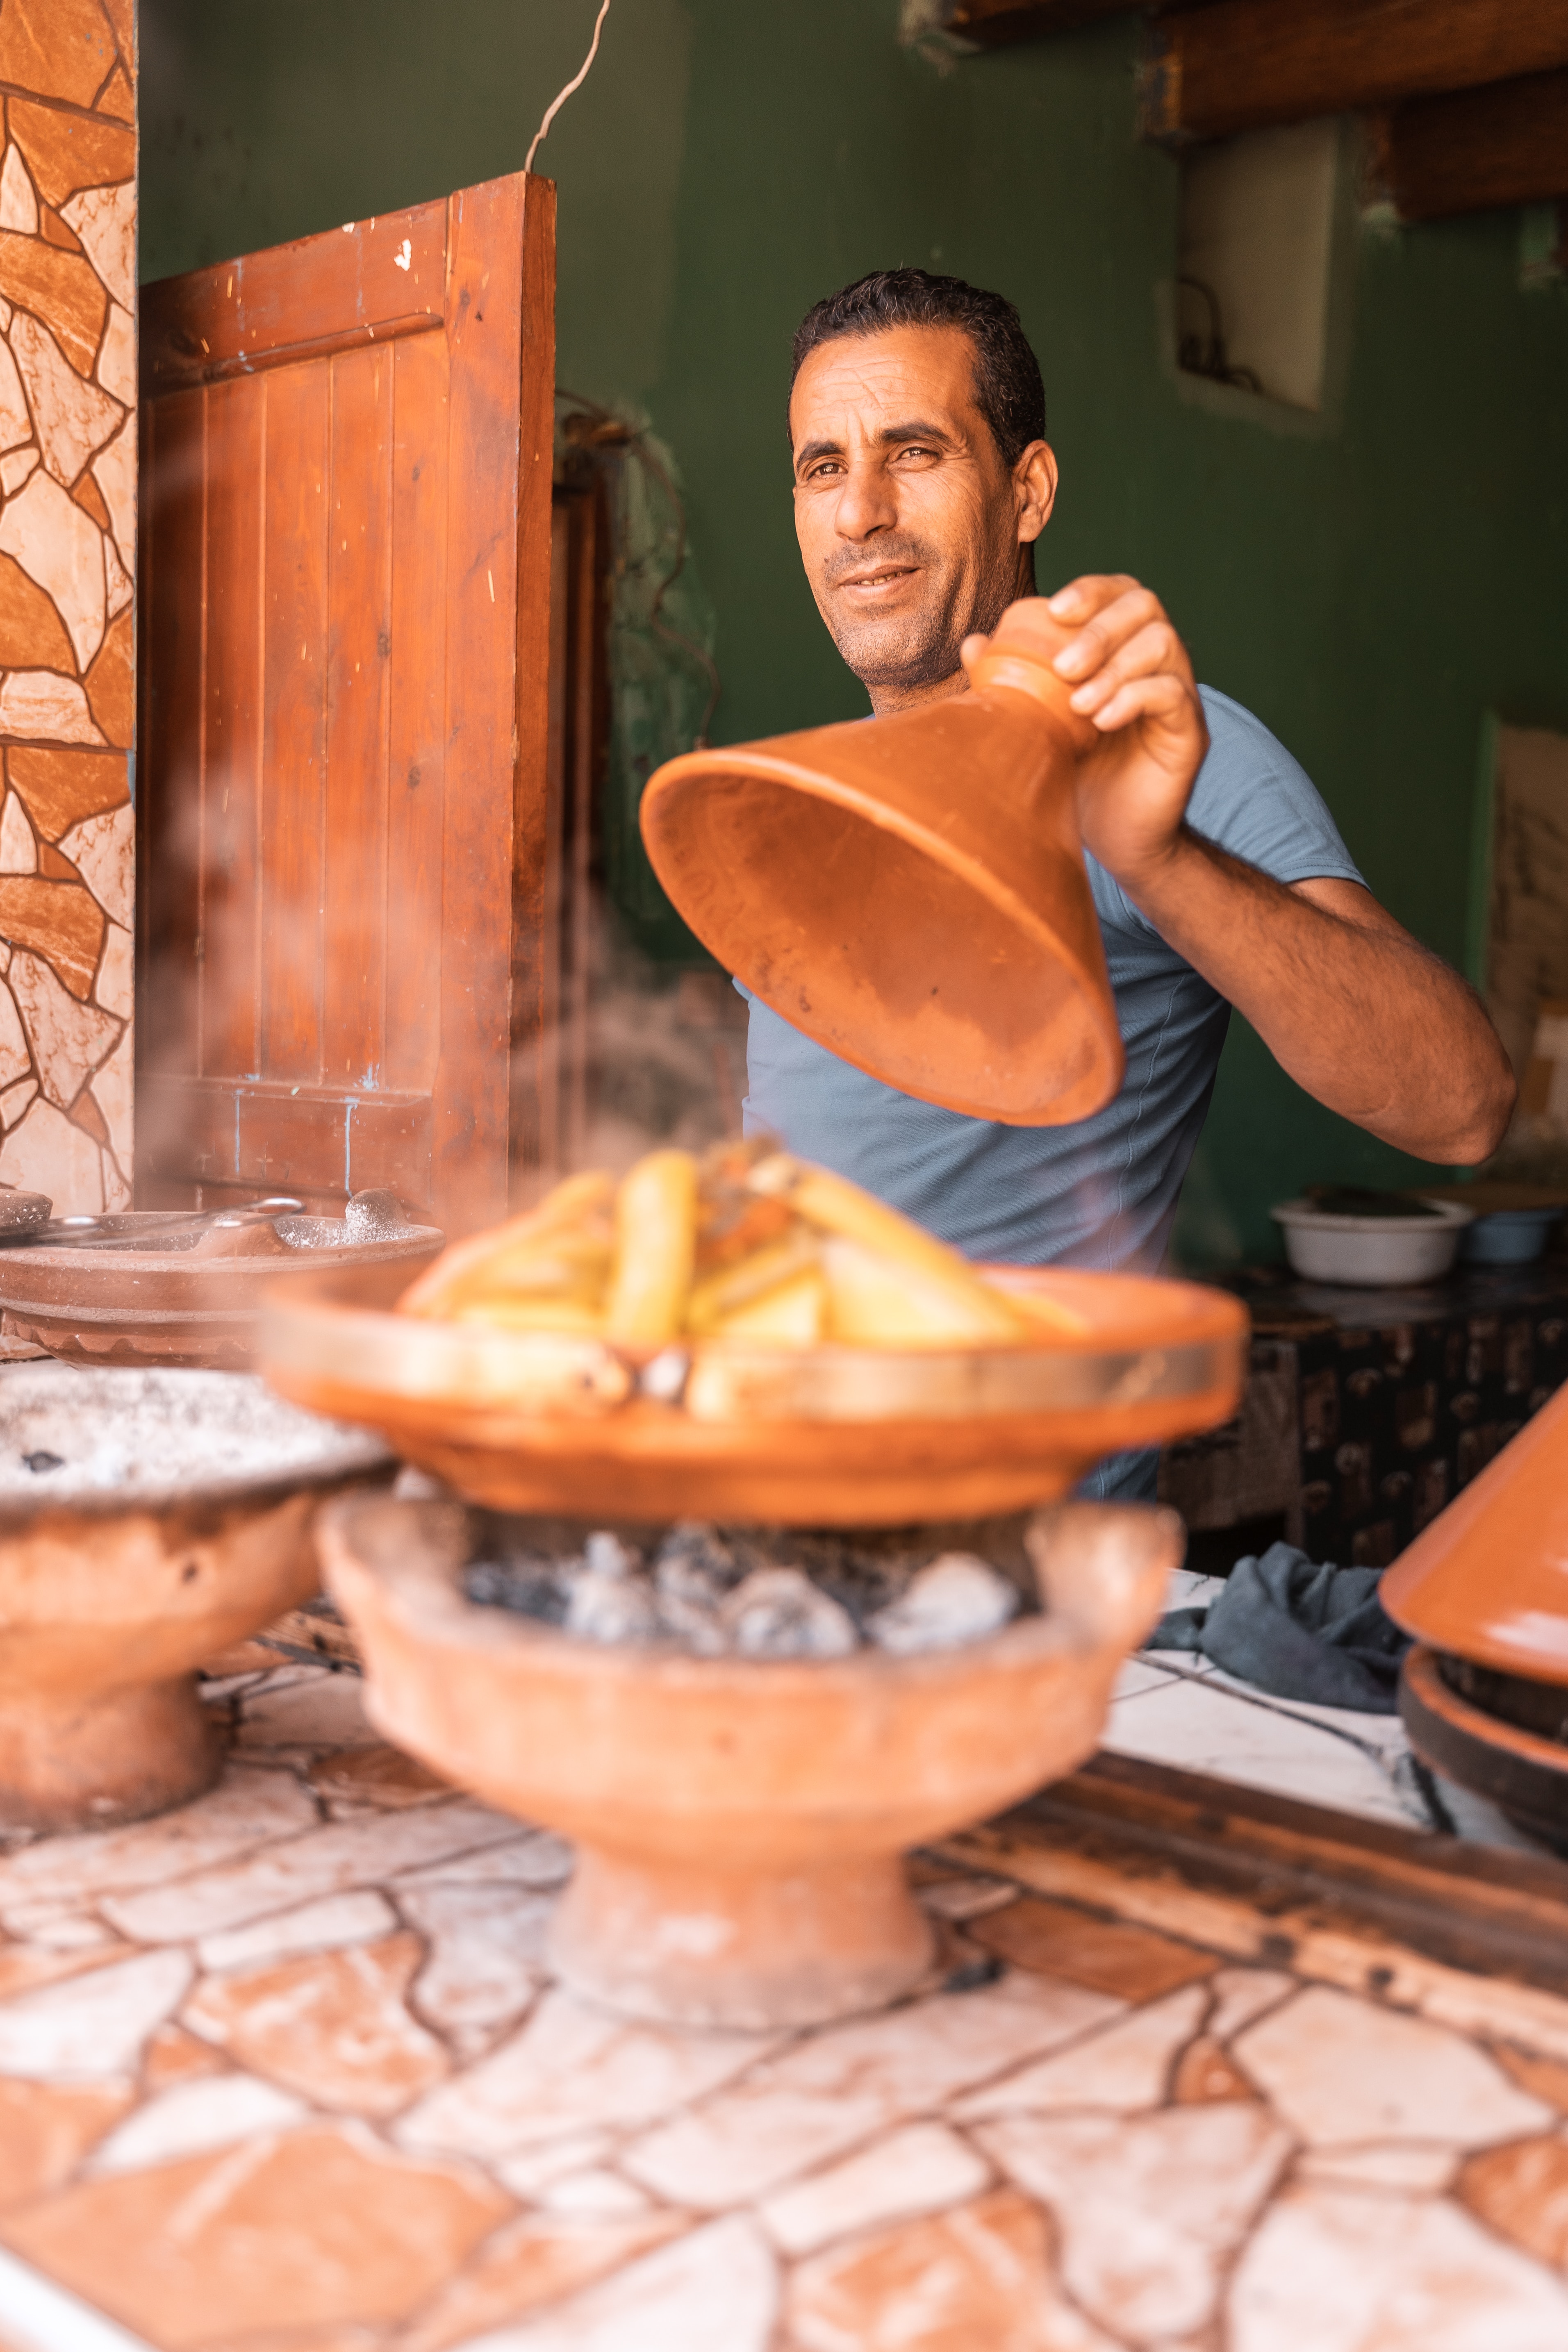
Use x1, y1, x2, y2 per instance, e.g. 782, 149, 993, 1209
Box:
834, 564, 919, 597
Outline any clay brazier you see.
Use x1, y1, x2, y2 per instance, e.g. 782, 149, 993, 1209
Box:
639, 597, 1124, 1127
0, 1367, 387, 1832
320, 1492, 1180, 2031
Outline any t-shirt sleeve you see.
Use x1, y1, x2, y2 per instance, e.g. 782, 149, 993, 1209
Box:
1186, 686, 1365, 889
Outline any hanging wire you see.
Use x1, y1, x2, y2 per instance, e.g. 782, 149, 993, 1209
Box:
1176, 276, 1262, 395
525, 0, 613, 175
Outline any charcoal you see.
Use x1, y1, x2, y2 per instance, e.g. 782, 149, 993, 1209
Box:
462, 1556, 567, 1625
653, 1522, 742, 1653
461, 1513, 1040, 1657
719, 1567, 858, 1659
776, 1529, 919, 1633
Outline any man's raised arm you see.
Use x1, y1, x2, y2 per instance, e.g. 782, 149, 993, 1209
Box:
963, 577, 1516, 1165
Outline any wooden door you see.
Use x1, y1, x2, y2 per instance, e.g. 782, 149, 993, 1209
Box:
544, 463, 610, 1177
136, 172, 556, 1237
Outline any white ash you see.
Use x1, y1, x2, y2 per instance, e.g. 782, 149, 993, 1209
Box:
866, 1554, 1020, 1656
461, 1513, 1036, 1658
565, 1574, 660, 1645
563, 1530, 660, 1644
0, 1366, 387, 1511
719, 1568, 857, 1659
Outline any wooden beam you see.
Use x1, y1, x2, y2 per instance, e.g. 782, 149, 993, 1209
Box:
1144, 0, 1568, 144
1367, 67, 1568, 220
934, 0, 1139, 45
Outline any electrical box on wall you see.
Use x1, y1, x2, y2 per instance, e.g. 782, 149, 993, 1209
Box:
1175, 118, 1346, 415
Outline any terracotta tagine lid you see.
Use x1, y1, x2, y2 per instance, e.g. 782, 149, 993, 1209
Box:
1382, 1382, 1568, 1683
638, 599, 1124, 1127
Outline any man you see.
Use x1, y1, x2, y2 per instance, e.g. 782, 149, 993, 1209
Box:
740, 269, 1515, 1499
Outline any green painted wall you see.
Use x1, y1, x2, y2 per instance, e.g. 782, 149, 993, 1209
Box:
139, 0, 1568, 1265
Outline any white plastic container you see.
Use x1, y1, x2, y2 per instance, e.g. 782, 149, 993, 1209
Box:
1271, 1198, 1474, 1287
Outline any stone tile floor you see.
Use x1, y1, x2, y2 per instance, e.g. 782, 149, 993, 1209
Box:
3, 1651, 1568, 2348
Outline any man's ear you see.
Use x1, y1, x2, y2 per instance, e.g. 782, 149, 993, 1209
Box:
1015, 440, 1058, 545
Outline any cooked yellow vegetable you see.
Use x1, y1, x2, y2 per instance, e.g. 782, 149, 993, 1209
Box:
460, 1254, 607, 1303
820, 1237, 1020, 1346
709, 1266, 827, 1344
400, 1141, 1089, 1353
453, 1298, 605, 1335
603, 1149, 700, 1344
1012, 1287, 1092, 1336
401, 1170, 613, 1319
747, 1153, 1036, 1340
685, 1229, 821, 1335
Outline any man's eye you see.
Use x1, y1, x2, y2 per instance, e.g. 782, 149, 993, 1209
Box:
896, 444, 936, 462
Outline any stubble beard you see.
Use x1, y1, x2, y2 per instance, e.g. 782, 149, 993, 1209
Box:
819, 534, 1024, 696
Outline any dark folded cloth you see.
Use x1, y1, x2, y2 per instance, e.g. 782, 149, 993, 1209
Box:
1147, 1541, 1411, 1713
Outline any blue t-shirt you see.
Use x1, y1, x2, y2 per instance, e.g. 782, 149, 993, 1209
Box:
739, 687, 1363, 1499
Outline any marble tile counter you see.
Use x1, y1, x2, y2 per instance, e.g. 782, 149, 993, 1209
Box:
2, 1654, 1568, 2350
1105, 1570, 1545, 1854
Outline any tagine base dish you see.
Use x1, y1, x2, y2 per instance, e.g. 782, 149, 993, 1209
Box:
0, 1201, 443, 1372
265, 1265, 1247, 1528
1400, 1643, 1568, 1855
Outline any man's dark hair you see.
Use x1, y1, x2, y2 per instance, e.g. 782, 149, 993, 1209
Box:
789, 268, 1046, 466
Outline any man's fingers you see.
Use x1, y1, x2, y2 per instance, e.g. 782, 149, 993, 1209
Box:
1051, 587, 1166, 681
1045, 573, 1136, 623
1084, 671, 1196, 737
1067, 620, 1187, 712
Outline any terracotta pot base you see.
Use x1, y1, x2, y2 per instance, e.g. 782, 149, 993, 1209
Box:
548, 1845, 935, 2031
0, 1676, 223, 1835
0, 1368, 388, 1838
321, 1492, 1186, 2031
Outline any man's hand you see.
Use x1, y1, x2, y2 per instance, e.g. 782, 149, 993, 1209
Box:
964, 573, 1209, 891
960, 575, 1516, 1166
1048, 573, 1208, 888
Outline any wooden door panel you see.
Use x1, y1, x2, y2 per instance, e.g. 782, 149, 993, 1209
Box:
322, 341, 394, 1092
257, 359, 330, 1087
138, 175, 557, 1232
138, 1074, 432, 1204
202, 374, 265, 1083
384, 328, 448, 1097
141, 200, 448, 393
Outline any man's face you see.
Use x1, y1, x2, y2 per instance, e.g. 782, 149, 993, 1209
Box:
789, 323, 1053, 704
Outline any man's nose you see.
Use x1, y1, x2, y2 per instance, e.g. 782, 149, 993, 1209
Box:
832, 458, 898, 541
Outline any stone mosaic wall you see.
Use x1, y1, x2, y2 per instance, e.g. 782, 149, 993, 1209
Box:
0, 0, 135, 1214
